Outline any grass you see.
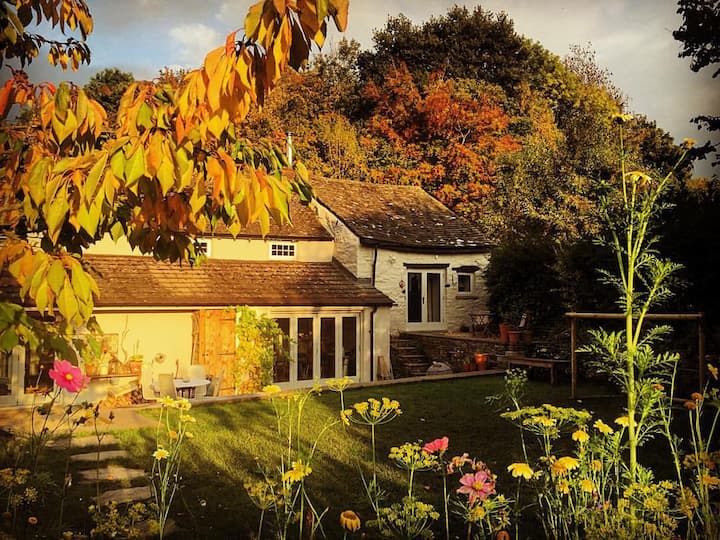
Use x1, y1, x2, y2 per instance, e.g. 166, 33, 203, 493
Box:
15, 374, 686, 538
108, 375, 640, 539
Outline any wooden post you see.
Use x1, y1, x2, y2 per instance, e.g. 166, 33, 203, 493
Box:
570, 316, 577, 400
698, 317, 705, 391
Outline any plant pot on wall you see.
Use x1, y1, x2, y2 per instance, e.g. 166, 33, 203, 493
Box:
474, 353, 488, 370
499, 323, 512, 343
507, 330, 522, 347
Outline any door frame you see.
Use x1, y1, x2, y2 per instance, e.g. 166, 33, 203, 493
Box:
404, 265, 447, 331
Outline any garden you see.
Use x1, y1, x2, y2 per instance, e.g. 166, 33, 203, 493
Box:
2, 0, 720, 538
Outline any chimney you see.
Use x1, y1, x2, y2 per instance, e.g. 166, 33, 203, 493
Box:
286, 131, 293, 167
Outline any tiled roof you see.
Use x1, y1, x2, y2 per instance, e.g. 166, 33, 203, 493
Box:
80, 255, 392, 308
310, 178, 492, 251
209, 197, 332, 240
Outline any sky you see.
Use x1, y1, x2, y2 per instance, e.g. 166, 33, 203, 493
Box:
11, 0, 719, 177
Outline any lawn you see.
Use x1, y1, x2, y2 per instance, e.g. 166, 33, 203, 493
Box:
103, 375, 653, 539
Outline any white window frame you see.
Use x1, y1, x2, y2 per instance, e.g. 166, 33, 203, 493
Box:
269, 242, 296, 259
457, 272, 473, 295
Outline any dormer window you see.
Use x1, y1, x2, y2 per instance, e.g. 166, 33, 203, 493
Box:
270, 242, 296, 259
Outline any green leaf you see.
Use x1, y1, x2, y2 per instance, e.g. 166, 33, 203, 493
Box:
57, 280, 79, 326
45, 197, 70, 244
27, 158, 50, 205
137, 102, 153, 130
124, 146, 145, 187
244, 0, 264, 38
110, 149, 126, 181
46, 260, 66, 295
0, 328, 19, 352
84, 152, 108, 203
157, 158, 175, 194
110, 222, 125, 241
35, 281, 50, 313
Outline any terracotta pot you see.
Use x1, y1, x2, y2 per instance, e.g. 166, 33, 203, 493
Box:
521, 329, 533, 344
474, 353, 488, 370
499, 323, 512, 343
85, 363, 97, 377
463, 362, 476, 372
508, 330, 522, 346
128, 359, 143, 376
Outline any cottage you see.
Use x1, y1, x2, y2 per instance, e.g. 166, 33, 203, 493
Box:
1, 178, 491, 405
310, 178, 493, 334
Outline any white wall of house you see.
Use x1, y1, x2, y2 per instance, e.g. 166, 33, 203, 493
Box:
373, 250, 490, 333
86, 235, 334, 262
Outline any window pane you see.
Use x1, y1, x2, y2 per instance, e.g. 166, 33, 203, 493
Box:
25, 349, 54, 393
342, 317, 357, 377
273, 318, 290, 383
427, 273, 441, 322
458, 274, 471, 293
0, 351, 11, 396
407, 272, 422, 323
320, 318, 335, 379
297, 318, 313, 381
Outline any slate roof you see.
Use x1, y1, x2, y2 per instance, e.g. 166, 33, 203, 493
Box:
310, 178, 492, 251
209, 197, 332, 240
78, 255, 392, 308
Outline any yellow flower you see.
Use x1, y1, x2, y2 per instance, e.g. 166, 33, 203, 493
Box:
590, 459, 602, 472
282, 460, 312, 483
153, 448, 170, 460
185, 432, 194, 439
180, 414, 196, 423
708, 363, 718, 380
572, 430, 589, 443
339, 510, 361, 532
615, 416, 629, 427
159, 396, 175, 407
507, 462, 534, 480
262, 384, 282, 395
353, 402, 369, 415
168, 430, 179, 440
557, 479, 570, 494
702, 473, 720, 487
551, 456, 579, 476
594, 419, 614, 435
682, 138, 696, 149
327, 377, 353, 392
580, 479, 595, 493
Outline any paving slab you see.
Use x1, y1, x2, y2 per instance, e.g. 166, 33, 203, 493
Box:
96, 486, 151, 506
78, 465, 147, 484
70, 449, 130, 463
47, 434, 119, 449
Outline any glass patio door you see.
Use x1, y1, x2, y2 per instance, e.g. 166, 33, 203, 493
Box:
406, 270, 444, 330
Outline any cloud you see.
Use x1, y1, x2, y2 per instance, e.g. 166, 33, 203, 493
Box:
168, 23, 222, 68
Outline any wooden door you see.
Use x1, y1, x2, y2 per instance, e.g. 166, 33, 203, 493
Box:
194, 310, 236, 395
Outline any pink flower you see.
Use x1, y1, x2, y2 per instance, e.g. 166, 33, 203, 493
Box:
49, 360, 90, 393
457, 470, 496, 504
422, 436, 449, 455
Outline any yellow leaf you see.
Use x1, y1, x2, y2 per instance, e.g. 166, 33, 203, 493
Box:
46, 260, 66, 295
157, 158, 175, 194
124, 146, 145, 187
84, 152, 107, 203
330, 0, 348, 31
57, 280, 79, 325
244, 0, 265, 39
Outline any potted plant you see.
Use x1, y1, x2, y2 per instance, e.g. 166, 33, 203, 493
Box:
474, 352, 489, 370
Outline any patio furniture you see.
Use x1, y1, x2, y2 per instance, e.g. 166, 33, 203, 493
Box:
187, 365, 207, 397
470, 311, 492, 336
174, 377, 211, 399
505, 355, 569, 385
207, 368, 224, 397
157, 373, 177, 399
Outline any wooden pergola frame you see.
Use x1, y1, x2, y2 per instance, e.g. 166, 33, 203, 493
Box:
566, 312, 705, 399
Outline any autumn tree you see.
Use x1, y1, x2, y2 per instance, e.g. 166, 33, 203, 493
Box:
0, 0, 350, 355
674, 0, 719, 167
83, 67, 134, 119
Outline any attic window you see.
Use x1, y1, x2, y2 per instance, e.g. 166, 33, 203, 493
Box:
270, 242, 296, 259
196, 240, 211, 257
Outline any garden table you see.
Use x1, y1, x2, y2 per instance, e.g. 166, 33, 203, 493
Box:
173, 378, 211, 399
